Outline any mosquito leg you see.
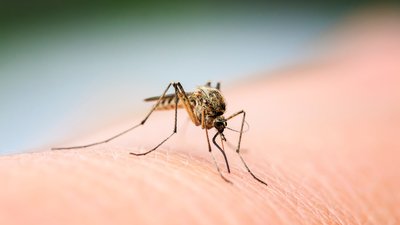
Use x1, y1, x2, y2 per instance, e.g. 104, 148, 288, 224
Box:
216, 82, 221, 90
227, 110, 268, 186
130, 83, 179, 156
174, 82, 200, 126
52, 82, 174, 151
131, 82, 198, 156
238, 153, 268, 186
212, 132, 231, 173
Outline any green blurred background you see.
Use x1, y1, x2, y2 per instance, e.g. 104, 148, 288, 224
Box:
0, 0, 392, 154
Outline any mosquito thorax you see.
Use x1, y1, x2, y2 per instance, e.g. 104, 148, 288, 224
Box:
190, 86, 226, 129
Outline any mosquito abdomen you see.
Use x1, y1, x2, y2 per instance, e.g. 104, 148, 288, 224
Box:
145, 94, 185, 111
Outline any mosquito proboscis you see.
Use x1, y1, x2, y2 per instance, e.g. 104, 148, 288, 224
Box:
52, 82, 267, 186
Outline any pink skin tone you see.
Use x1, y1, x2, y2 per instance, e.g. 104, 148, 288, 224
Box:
0, 10, 399, 225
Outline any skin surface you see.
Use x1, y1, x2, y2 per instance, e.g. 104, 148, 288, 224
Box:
1, 10, 400, 225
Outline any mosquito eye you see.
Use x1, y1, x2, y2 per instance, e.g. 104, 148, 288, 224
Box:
215, 121, 224, 127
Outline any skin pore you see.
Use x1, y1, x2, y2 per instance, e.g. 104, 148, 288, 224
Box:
0, 9, 399, 225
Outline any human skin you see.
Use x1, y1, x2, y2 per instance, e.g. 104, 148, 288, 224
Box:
1, 11, 400, 225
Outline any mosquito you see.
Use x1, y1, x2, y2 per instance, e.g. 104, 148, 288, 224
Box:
52, 82, 267, 186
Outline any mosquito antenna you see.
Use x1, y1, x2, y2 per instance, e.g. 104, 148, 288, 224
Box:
226, 120, 250, 133
226, 127, 239, 132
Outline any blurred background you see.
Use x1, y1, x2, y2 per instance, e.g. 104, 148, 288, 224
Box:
0, 0, 397, 155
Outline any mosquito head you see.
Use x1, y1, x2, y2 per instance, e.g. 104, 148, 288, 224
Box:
214, 116, 227, 134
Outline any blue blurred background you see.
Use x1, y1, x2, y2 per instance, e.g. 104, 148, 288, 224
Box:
0, 1, 382, 154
